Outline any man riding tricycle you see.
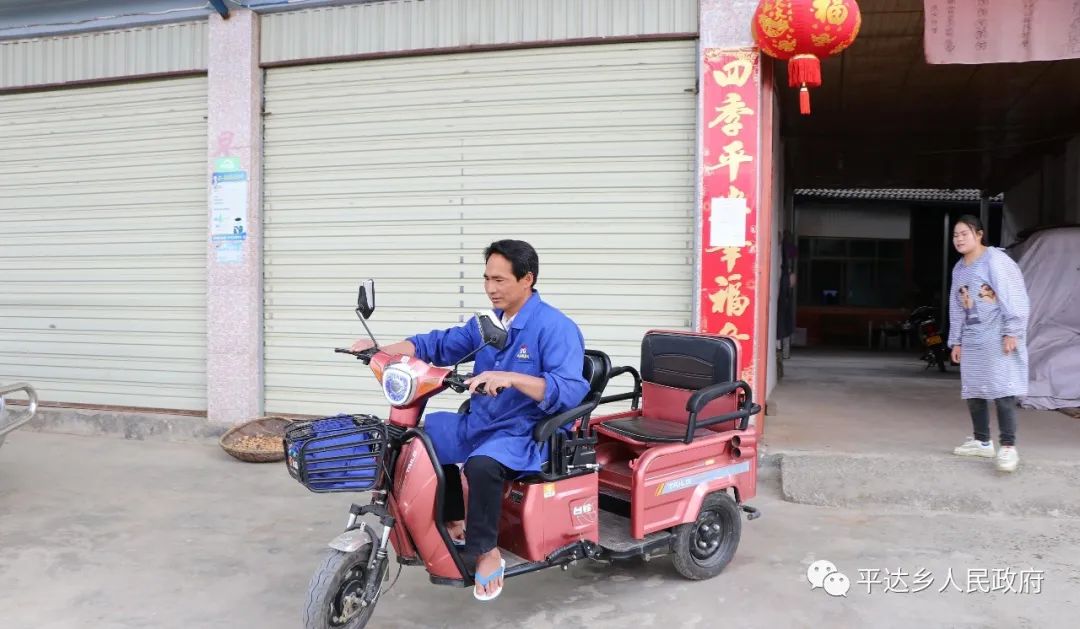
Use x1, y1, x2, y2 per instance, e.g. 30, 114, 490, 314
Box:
284, 240, 762, 628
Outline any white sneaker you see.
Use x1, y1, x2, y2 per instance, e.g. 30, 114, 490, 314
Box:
996, 446, 1019, 472
953, 437, 995, 458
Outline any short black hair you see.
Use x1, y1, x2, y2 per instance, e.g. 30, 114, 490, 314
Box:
484, 240, 539, 287
955, 214, 987, 245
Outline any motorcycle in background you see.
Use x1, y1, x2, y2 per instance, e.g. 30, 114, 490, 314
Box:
905, 306, 951, 372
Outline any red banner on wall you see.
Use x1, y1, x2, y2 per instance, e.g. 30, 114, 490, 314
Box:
699, 49, 761, 386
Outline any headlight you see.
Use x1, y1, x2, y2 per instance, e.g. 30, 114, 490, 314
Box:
382, 364, 416, 407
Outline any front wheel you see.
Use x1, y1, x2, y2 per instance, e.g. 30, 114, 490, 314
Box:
303, 545, 386, 629
671, 491, 742, 580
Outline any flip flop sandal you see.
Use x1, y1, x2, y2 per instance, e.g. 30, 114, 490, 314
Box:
472, 558, 506, 602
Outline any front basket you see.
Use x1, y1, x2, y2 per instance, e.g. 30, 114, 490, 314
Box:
284, 414, 387, 493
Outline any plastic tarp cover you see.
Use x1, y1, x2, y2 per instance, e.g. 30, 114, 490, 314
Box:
1011, 227, 1080, 410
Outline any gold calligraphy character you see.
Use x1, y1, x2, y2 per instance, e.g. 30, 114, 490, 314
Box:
705, 141, 754, 182
721, 247, 742, 273
712, 59, 753, 88
705, 244, 746, 259
813, 0, 849, 25
719, 322, 750, 341
708, 93, 755, 137
709, 274, 751, 317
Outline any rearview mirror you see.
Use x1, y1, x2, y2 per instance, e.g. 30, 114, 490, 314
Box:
475, 310, 508, 351
356, 279, 375, 320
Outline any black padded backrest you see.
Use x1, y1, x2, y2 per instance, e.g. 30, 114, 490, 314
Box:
640, 332, 737, 390
583, 349, 612, 398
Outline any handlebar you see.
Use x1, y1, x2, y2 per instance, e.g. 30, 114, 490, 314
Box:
443, 372, 470, 393
442, 372, 503, 396
334, 347, 377, 364
334, 348, 504, 395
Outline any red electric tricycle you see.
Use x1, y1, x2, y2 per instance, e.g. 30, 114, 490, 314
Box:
285, 281, 762, 628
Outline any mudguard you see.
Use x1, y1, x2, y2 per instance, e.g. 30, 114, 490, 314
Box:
328, 524, 378, 553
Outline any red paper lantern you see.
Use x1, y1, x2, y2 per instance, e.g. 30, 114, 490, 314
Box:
751, 1, 862, 115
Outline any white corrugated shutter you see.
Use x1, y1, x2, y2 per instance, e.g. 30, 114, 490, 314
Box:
264, 41, 696, 416
0, 77, 208, 410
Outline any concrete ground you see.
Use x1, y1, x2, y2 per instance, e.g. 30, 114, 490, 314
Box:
767, 348, 1080, 460
2, 430, 1078, 628
765, 349, 1080, 517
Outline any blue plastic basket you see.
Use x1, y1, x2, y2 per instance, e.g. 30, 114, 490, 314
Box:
284, 414, 386, 493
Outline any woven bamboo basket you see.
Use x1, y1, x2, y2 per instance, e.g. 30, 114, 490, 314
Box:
219, 416, 297, 463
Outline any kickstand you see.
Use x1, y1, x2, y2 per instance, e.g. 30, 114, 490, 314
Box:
741, 504, 762, 520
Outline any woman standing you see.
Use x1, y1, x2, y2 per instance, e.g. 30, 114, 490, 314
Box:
947, 216, 1030, 472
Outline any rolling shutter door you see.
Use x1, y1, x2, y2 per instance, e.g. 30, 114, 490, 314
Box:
0, 77, 208, 410
264, 41, 696, 416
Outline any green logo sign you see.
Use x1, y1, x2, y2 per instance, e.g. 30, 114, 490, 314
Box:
214, 157, 241, 172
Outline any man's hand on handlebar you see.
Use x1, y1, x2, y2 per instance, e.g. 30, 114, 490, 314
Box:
348, 339, 417, 357
349, 339, 376, 353
465, 371, 516, 397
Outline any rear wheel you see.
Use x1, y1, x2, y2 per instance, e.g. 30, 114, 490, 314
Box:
303, 545, 387, 629
671, 492, 742, 580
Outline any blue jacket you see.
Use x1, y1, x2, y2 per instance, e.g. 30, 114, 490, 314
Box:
408, 292, 589, 472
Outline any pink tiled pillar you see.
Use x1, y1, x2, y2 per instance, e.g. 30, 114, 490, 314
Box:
700, 0, 757, 49
206, 9, 263, 424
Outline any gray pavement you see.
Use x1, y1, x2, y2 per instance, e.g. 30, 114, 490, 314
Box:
2, 431, 1078, 628
765, 349, 1080, 518
766, 349, 1080, 462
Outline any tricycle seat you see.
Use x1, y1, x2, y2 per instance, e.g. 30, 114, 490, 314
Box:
599, 416, 715, 444
592, 331, 757, 445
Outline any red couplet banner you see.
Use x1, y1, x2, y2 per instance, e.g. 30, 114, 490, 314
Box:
699, 49, 762, 387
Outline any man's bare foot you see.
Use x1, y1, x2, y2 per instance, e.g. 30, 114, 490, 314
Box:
474, 548, 504, 598
446, 520, 466, 542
